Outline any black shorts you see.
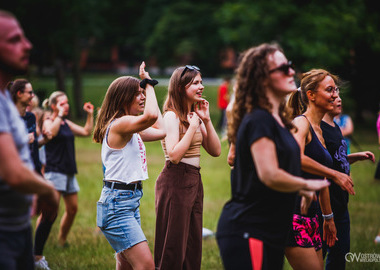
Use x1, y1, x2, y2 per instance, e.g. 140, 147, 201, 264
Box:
217, 235, 285, 270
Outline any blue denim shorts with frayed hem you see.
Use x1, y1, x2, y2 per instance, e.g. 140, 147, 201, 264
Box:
97, 185, 146, 253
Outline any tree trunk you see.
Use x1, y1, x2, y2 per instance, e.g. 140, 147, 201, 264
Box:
72, 37, 83, 119
54, 58, 66, 93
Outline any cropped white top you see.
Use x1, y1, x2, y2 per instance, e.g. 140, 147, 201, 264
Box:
101, 121, 148, 184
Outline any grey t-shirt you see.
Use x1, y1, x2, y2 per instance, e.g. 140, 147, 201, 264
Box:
0, 90, 33, 232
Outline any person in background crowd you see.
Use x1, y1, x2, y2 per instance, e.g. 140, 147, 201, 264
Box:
0, 9, 58, 270
216, 43, 329, 270
154, 64, 221, 270
217, 76, 230, 136
10, 79, 58, 270
321, 94, 374, 269
43, 91, 94, 248
93, 62, 165, 269
226, 80, 236, 167
334, 112, 353, 154
374, 105, 380, 180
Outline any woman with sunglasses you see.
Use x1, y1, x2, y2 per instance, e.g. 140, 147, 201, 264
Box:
321, 95, 374, 269
154, 65, 221, 270
284, 69, 346, 270
93, 62, 165, 269
216, 43, 329, 270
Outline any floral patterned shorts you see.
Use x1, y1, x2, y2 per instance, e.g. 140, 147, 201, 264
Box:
287, 214, 322, 251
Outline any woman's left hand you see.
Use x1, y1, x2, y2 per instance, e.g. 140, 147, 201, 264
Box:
83, 102, 94, 114
358, 151, 375, 163
323, 219, 338, 247
194, 99, 210, 122
139, 61, 151, 80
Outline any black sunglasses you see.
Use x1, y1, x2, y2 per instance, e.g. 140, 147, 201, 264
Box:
269, 61, 294, 76
180, 65, 200, 78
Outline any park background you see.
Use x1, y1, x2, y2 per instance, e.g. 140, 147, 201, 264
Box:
3, 1, 380, 269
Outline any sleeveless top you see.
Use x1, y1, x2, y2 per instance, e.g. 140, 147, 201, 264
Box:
294, 115, 333, 217
161, 122, 202, 159
45, 120, 77, 174
102, 120, 148, 184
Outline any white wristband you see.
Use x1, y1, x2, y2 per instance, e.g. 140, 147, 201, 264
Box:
322, 212, 334, 220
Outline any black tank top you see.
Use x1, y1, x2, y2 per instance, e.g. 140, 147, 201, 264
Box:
45, 120, 77, 174
294, 115, 333, 217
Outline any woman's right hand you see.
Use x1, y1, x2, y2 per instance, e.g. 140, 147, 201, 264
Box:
304, 179, 330, 191
300, 191, 316, 215
57, 102, 65, 117
332, 171, 355, 195
187, 112, 201, 129
139, 61, 151, 80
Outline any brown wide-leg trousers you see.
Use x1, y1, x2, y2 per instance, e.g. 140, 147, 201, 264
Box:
154, 161, 204, 270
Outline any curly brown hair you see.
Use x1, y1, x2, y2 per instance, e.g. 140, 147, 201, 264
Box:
228, 43, 294, 144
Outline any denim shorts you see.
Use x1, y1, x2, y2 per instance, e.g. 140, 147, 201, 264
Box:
97, 185, 146, 253
45, 171, 80, 194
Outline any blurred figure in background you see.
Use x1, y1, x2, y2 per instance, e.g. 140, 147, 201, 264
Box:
10, 79, 57, 270
0, 10, 58, 270
43, 91, 94, 248
375, 105, 380, 180
334, 112, 353, 154
217, 76, 230, 136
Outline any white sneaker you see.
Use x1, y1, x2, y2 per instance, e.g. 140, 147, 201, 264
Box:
202, 227, 214, 238
35, 256, 51, 270
375, 235, 380, 244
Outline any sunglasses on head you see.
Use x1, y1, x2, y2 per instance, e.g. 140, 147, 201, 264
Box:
269, 61, 294, 76
180, 65, 200, 78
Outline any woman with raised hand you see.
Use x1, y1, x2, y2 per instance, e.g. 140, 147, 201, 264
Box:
93, 62, 165, 270
216, 43, 330, 270
43, 90, 94, 248
154, 65, 221, 270
285, 69, 342, 270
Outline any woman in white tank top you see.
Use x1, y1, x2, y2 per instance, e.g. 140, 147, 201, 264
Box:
93, 62, 165, 270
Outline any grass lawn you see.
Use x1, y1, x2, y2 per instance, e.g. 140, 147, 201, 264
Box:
31, 75, 380, 269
